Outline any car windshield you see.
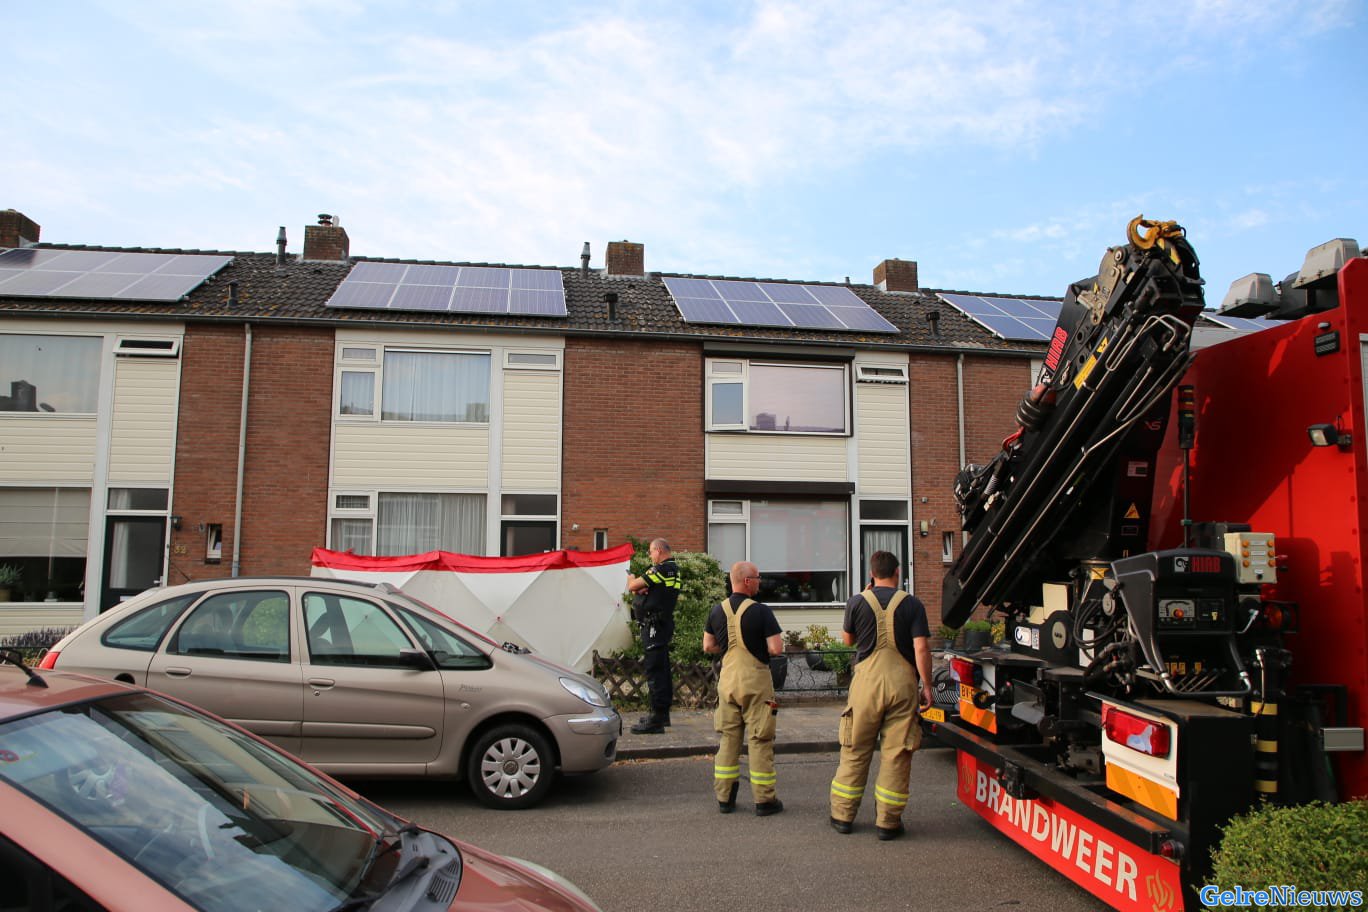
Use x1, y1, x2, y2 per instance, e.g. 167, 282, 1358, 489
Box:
0, 692, 415, 912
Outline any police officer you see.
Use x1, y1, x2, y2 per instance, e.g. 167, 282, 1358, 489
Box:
627, 538, 681, 735
828, 550, 933, 840
704, 561, 784, 816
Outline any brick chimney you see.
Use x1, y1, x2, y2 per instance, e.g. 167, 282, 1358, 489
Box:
303, 214, 350, 262
605, 240, 644, 277
0, 210, 41, 248
874, 258, 918, 293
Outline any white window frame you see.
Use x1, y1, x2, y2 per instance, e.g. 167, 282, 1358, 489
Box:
706, 498, 849, 606
113, 336, 180, 358
855, 363, 908, 384
379, 347, 491, 425
705, 358, 849, 435
327, 490, 488, 556
504, 350, 561, 370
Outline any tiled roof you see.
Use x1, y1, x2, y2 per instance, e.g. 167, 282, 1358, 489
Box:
0, 244, 1046, 354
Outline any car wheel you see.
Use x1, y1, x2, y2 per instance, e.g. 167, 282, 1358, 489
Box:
466, 724, 554, 810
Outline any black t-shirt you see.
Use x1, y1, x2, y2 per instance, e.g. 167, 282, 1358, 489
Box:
705, 594, 782, 665
639, 559, 681, 617
842, 586, 929, 665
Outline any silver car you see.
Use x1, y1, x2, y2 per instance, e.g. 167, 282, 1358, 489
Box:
40, 577, 620, 809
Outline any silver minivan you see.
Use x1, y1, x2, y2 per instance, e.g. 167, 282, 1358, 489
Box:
40, 577, 620, 809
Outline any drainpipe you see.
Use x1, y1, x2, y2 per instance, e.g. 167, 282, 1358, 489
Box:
957, 354, 967, 544
232, 323, 253, 577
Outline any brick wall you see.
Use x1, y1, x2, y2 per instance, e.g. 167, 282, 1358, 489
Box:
909, 352, 1031, 627
562, 338, 705, 552
303, 224, 349, 261
0, 210, 40, 247
170, 324, 333, 579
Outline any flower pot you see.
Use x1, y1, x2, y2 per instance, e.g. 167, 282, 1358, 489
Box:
962, 628, 992, 651
805, 650, 830, 671
769, 655, 788, 690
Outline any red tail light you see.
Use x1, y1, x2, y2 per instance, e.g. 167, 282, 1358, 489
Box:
949, 657, 981, 686
37, 650, 59, 670
1102, 705, 1171, 757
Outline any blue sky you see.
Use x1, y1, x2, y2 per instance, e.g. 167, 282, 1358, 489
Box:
5, 1, 1365, 302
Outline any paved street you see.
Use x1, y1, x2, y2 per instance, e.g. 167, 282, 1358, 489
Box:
358, 749, 1109, 912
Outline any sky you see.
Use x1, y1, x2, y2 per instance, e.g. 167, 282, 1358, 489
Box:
5, 0, 1365, 302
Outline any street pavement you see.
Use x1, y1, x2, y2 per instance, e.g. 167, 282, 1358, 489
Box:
615, 696, 848, 761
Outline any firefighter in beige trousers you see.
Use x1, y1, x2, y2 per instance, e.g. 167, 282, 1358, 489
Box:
704, 561, 784, 816
829, 551, 933, 840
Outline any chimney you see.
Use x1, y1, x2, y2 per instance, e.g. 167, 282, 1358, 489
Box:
873, 258, 918, 293
580, 242, 591, 278
303, 213, 350, 262
0, 209, 41, 248
605, 240, 644, 277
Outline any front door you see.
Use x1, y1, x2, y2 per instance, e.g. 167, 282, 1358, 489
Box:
101, 516, 166, 611
860, 525, 910, 590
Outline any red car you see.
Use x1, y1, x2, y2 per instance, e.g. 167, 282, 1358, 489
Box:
0, 654, 600, 912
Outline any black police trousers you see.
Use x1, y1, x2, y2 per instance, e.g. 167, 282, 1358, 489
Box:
640, 615, 675, 714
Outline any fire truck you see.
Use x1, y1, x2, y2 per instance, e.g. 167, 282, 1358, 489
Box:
931, 218, 1366, 912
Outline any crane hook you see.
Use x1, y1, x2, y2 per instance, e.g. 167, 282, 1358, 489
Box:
1127, 215, 1184, 250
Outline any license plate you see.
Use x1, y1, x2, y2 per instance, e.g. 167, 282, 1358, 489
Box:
921, 707, 945, 723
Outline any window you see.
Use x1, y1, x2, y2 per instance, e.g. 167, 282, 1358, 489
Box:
339, 371, 375, 416
942, 531, 956, 564
393, 606, 492, 670
505, 351, 560, 369
708, 498, 848, 604
171, 591, 291, 662
706, 359, 848, 434
328, 492, 486, 556
593, 529, 608, 551
0, 334, 102, 414
108, 488, 169, 511
381, 350, 490, 422
500, 494, 557, 556
855, 363, 908, 384
114, 336, 180, 357
305, 593, 414, 666
0, 487, 90, 602
102, 594, 198, 651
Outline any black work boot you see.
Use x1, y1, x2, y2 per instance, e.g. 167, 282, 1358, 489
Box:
630, 712, 668, 734
718, 781, 739, 814
754, 799, 784, 817
636, 711, 671, 727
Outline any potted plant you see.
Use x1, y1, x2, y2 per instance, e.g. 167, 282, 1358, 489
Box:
825, 644, 857, 687
933, 623, 958, 651
0, 564, 19, 602
804, 623, 836, 670
961, 619, 993, 651
782, 629, 808, 655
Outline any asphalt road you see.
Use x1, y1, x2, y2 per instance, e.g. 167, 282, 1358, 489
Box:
356, 749, 1110, 912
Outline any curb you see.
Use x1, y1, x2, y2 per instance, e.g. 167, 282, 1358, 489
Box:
617, 738, 841, 762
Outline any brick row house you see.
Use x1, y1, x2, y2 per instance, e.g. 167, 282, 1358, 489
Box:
0, 208, 1047, 638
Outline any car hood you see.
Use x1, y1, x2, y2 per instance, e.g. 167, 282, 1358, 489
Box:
454, 839, 601, 911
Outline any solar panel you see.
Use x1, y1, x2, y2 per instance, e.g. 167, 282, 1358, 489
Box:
326, 264, 567, 318
1203, 314, 1290, 333
0, 248, 232, 302
938, 293, 1063, 342
663, 277, 898, 334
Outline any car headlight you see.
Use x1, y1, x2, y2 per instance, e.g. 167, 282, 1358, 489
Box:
559, 676, 609, 708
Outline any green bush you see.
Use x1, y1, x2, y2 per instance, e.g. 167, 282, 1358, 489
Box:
1206, 799, 1368, 904
616, 537, 727, 667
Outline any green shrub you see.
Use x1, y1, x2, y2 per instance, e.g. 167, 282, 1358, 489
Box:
616, 537, 727, 667
1206, 799, 1368, 904
961, 619, 992, 633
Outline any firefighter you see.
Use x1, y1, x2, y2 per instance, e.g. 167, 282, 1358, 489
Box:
627, 538, 682, 734
828, 550, 933, 839
704, 561, 784, 816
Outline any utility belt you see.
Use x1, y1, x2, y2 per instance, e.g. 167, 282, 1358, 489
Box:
637, 610, 673, 625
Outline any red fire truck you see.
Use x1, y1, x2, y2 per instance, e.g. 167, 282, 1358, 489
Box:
932, 218, 1366, 911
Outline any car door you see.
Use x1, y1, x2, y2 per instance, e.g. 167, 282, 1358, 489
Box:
298, 589, 446, 768
145, 588, 304, 754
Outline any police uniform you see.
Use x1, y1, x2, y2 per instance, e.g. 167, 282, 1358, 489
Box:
637, 558, 681, 720
829, 586, 929, 835
706, 593, 782, 812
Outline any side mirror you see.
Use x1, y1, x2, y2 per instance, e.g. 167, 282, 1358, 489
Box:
399, 647, 436, 670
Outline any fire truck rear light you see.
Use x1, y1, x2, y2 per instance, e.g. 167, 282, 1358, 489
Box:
37, 650, 59, 670
1159, 839, 1184, 859
950, 657, 981, 686
1102, 705, 1171, 757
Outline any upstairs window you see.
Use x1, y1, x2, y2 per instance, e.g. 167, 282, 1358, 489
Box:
0, 334, 102, 414
706, 359, 848, 435
382, 350, 490, 423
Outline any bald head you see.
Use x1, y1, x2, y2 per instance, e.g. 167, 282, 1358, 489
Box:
730, 561, 759, 593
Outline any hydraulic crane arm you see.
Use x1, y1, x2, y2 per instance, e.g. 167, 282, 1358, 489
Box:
942, 218, 1205, 628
